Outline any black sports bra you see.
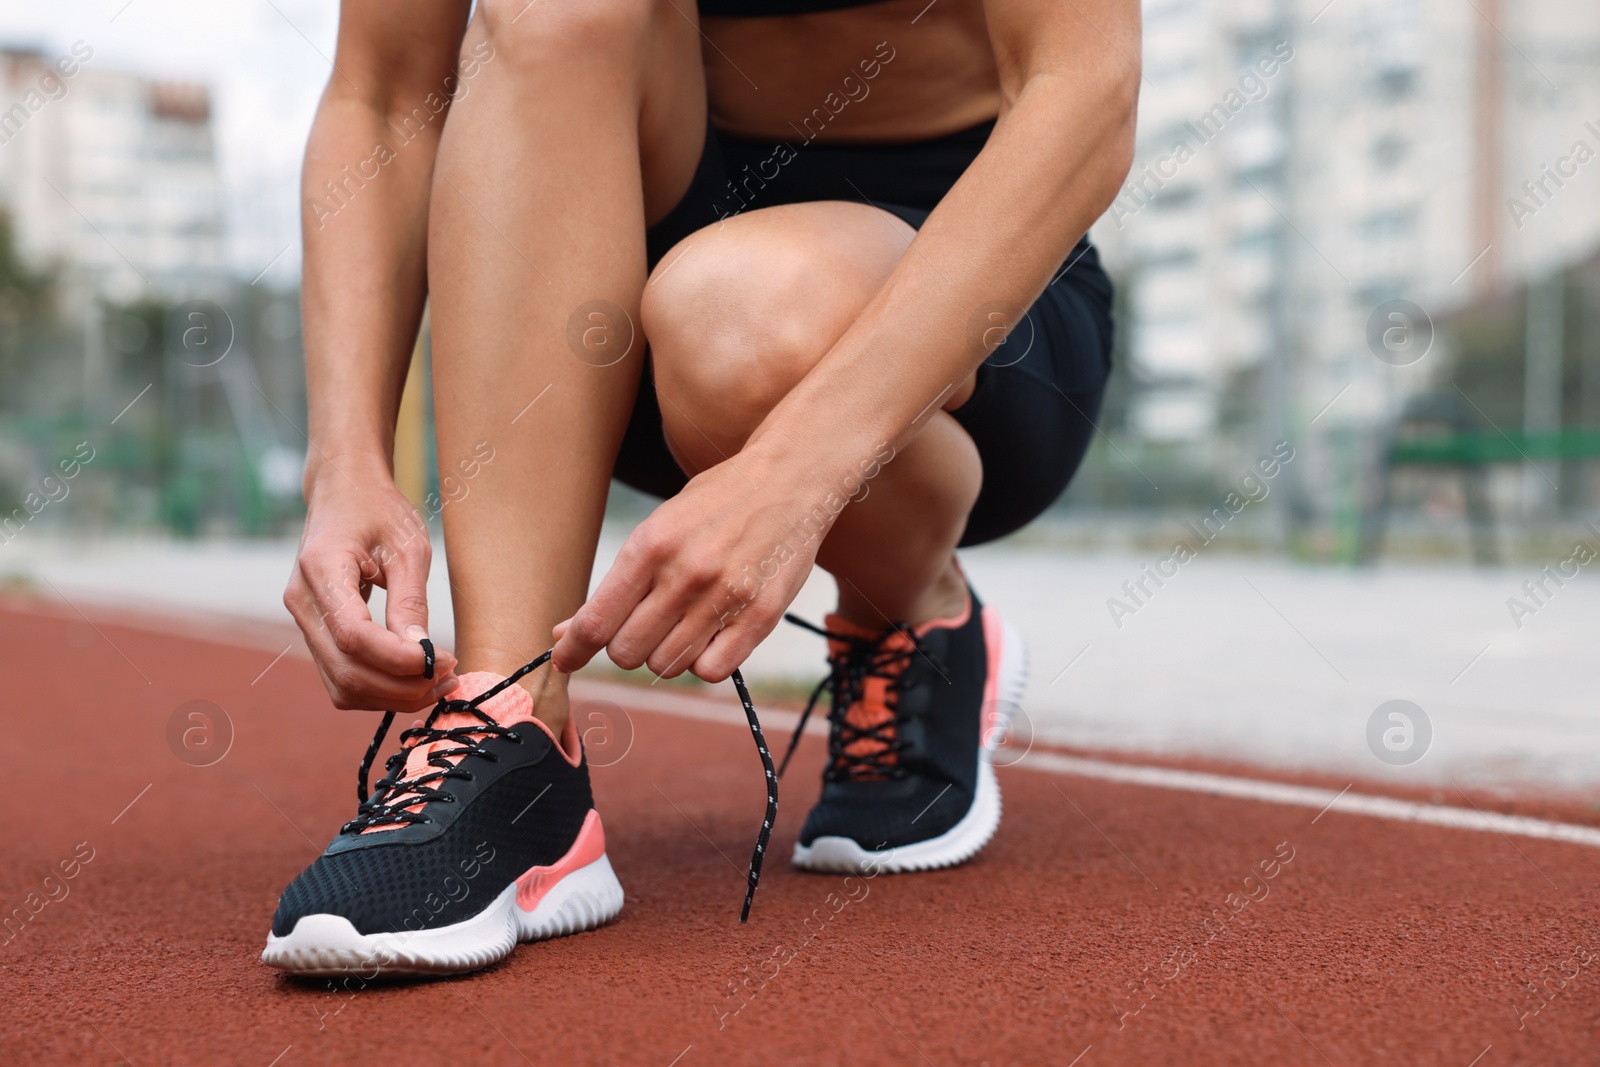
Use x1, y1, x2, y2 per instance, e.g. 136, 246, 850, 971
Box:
699, 0, 885, 15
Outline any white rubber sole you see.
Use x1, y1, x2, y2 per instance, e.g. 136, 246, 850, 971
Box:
260, 853, 624, 978
793, 612, 1028, 875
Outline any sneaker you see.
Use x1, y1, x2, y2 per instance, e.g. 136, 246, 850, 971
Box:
261, 666, 623, 977
782, 582, 1026, 873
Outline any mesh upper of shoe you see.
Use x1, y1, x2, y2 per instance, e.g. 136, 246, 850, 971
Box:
800, 591, 988, 848
272, 757, 594, 936
364, 671, 574, 833
271, 671, 594, 937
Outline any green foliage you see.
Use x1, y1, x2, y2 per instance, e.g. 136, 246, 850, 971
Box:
0, 209, 57, 405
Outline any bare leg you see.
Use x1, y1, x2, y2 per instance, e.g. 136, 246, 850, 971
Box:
641, 202, 980, 631
428, 0, 706, 731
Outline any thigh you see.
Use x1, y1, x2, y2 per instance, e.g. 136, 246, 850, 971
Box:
647, 199, 916, 343
616, 200, 919, 492
614, 202, 1117, 548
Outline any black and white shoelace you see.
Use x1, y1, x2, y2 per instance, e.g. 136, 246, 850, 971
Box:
352, 640, 776, 922
776, 614, 937, 782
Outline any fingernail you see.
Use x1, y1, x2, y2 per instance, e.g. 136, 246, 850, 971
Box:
430, 678, 460, 698
405, 625, 428, 641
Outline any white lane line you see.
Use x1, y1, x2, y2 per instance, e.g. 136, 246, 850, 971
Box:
1016, 753, 1600, 849
571, 680, 1600, 851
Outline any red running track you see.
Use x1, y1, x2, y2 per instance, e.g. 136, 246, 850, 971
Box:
2, 599, 1598, 1065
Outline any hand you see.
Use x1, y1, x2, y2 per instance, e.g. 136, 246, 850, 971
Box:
551, 458, 829, 682
283, 463, 459, 710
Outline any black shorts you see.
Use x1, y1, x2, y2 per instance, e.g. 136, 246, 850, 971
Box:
614, 119, 1114, 547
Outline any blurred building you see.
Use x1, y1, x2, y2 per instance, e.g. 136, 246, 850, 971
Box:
1091, 0, 1600, 466
0, 45, 225, 304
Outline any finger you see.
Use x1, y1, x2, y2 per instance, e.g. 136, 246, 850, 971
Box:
646, 614, 715, 680
314, 663, 460, 713
690, 610, 777, 683
551, 548, 654, 673
374, 535, 433, 644
690, 629, 748, 684
302, 554, 434, 677
303, 620, 461, 711
606, 589, 681, 671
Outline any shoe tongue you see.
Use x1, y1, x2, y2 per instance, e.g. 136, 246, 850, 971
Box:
361, 671, 543, 835
436, 671, 537, 727
822, 614, 911, 655
398, 671, 535, 782
822, 615, 913, 772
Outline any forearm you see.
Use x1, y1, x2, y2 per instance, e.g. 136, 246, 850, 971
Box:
300, 88, 445, 489
743, 69, 1136, 491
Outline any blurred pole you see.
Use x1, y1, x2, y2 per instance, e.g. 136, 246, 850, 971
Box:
1523, 270, 1563, 514
1471, 0, 1503, 297
1263, 0, 1301, 553
393, 306, 429, 511
1584, 279, 1600, 510
83, 298, 107, 422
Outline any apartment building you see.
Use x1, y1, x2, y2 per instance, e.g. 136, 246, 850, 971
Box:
1091, 0, 1600, 463
0, 44, 224, 303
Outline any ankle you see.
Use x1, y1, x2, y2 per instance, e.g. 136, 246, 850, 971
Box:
834, 557, 968, 629
522, 670, 571, 738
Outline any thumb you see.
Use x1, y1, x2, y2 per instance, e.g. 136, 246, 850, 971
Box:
381, 549, 430, 637
381, 547, 454, 677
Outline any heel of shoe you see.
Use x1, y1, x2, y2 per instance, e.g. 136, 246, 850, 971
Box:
516, 853, 625, 940
512, 810, 624, 940
981, 608, 1029, 753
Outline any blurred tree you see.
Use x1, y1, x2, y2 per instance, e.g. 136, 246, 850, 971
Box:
0, 209, 57, 409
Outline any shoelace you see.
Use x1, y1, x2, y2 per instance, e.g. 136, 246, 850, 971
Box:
349, 641, 775, 922
777, 614, 937, 782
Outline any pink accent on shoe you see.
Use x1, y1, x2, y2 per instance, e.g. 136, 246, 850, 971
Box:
555, 710, 583, 768
819, 587, 978, 773
980, 605, 1004, 748
365, 671, 569, 834
515, 809, 607, 913
912, 587, 973, 636
452, 671, 538, 722
393, 671, 537, 780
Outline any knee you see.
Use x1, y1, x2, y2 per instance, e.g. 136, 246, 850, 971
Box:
480, 0, 658, 65
642, 236, 828, 427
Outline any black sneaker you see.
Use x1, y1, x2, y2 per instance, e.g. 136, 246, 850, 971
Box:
781, 582, 1026, 873
261, 664, 623, 977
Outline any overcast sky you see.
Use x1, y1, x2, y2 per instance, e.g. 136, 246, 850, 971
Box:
0, 0, 342, 285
